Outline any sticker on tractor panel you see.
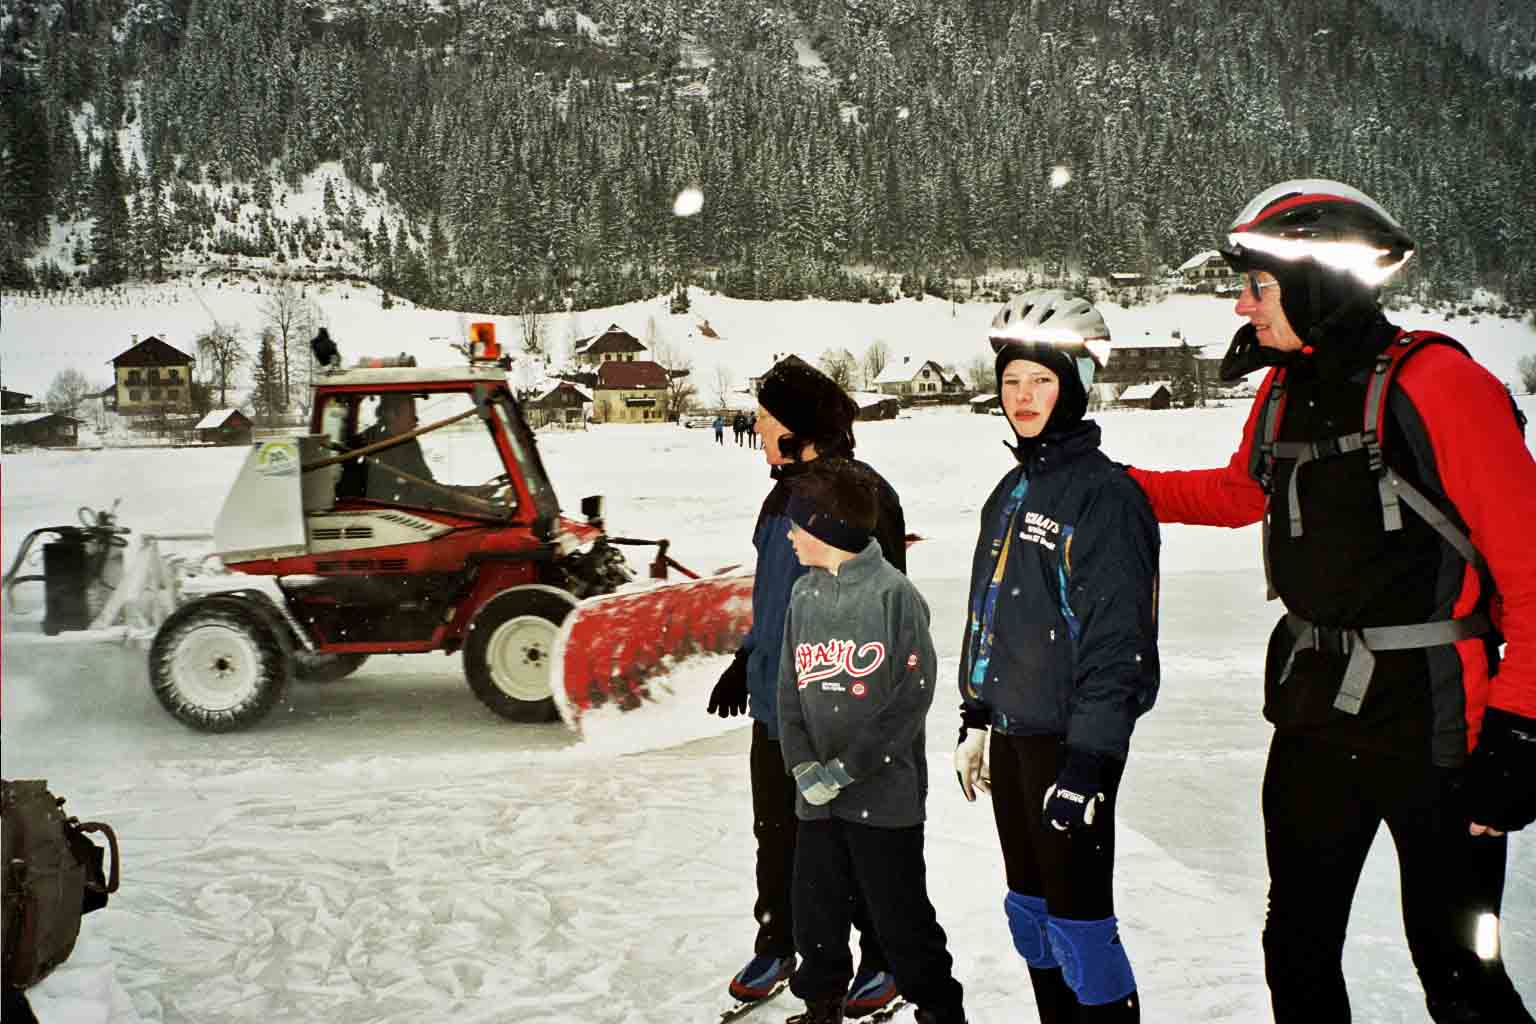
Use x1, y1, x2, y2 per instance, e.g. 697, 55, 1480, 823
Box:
255, 440, 300, 477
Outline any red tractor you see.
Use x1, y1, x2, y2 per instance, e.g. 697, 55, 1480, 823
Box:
147, 326, 749, 732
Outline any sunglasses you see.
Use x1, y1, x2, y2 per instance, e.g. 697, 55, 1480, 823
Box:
1245, 272, 1280, 300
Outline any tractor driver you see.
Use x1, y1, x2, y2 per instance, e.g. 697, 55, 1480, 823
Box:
332, 392, 443, 509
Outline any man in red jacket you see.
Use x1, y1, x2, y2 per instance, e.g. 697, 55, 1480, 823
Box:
1127, 179, 1536, 1023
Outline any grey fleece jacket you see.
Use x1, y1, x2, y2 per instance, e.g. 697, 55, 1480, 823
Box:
776, 539, 938, 828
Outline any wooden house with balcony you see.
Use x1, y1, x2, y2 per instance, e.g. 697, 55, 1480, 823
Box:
573, 325, 648, 368
111, 335, 195, 414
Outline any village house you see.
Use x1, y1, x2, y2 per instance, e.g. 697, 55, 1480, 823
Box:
593, 360, 670, 423
194, 408, 254, 445
2, 388, 34, 412
1177, 250, 1239, 292
1097, 334, 1204, 388
573, 325, 648, 367
1118, 381, 1174, 410
525, 380, 593, 428
2, 411, 81, 447
873, 356, 952, 402
111, 335, 195, 414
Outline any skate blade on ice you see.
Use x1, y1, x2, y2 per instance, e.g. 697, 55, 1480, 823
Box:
552, 571, 753, 742
717, 976, 790, 1022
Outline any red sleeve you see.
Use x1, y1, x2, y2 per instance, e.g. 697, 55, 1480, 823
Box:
1125, 370, 1274, 528
1398, 349, 1536, 719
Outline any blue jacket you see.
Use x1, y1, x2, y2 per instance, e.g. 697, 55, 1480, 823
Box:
958, 421, 1160, 760
744, 458, 906, 737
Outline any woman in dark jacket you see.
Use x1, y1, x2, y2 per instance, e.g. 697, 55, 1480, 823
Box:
955, 292, 1159, 1024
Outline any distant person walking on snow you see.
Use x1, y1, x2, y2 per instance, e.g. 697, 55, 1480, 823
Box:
1126, 180, 1536, 1023
749, 412, 760, 449
706, 356, 908, 1020
734, 411, 749, 446
777, 459, 967, 1024
956, 291, 1158, 1023
714, 414, 726, 445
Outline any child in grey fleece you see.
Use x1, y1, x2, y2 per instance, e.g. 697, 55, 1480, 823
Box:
776, 460, 966, 1024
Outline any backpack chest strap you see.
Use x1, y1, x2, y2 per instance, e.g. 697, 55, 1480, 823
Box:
1278, 609, 1491, 715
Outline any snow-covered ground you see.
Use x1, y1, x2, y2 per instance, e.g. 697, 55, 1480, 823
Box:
4, 395, 1535, 1024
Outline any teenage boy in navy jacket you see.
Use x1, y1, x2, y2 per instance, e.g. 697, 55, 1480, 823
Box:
777, 460, 966, 1024
955, 291, 1159, 1024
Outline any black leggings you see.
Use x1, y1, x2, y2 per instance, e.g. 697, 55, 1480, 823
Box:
989, 732, 1122, 919
1262, 732, 1526, 1022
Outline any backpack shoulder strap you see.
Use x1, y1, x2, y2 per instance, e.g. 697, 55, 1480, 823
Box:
1247, 366, 1289, 493
1368, 331, 1482, 571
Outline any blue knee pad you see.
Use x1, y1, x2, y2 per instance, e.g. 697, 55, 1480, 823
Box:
1003, 891, 1058, 969
1045, 915, 1137, 1005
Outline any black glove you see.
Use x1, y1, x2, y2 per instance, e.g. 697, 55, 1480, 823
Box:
1465, 707, 1536, 833
706, 649, 749, 718
1042, 748, 1112, 832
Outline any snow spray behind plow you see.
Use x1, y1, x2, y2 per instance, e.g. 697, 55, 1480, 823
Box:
551, 572, 754, 745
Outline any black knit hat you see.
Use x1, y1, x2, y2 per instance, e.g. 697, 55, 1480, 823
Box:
995, 344, 1088, 433
757, 356, 858, 460
785, 459, 878, 554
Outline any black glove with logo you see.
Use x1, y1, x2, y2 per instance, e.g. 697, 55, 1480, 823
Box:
1465, 707, 1536, 833
1042, 748, 1111, 832
706, 648, 749, 718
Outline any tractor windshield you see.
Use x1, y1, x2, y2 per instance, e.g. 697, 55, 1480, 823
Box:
490, 395, 560, 524
330, 391, 514, 519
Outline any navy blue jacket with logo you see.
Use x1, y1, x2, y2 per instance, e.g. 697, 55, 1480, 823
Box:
777, 540, 938, 827
742, 459, 906, 738
958, 421, 1161, 761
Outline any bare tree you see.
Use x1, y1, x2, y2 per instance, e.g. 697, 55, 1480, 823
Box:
713, 364, 735, 409
965, 354, 994, 392
259, 274, 315, 409
862, 339, 891, 388
1519, 353, 1536, 395
45, 368, 94, 418
653, 337, 697, 419
196, 326, 246, 408
819, 348, 858, 391
520, 302, 546, 358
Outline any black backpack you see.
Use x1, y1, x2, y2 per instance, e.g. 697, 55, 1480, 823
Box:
1, 779, 120, 993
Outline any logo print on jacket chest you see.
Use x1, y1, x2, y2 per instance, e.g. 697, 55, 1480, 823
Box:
795, 639, 886, 693
1021, 511, 1062, 551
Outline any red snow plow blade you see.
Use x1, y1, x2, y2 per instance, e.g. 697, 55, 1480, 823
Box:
552, 572, 754, 734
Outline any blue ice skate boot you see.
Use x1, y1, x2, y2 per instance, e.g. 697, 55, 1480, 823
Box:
729, 952, 796, 1002
844, 965, 898, 1018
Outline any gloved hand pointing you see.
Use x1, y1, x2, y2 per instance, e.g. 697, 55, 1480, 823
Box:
706, 649, 749, 718
1043, 749, 1111, 832
955, 727, 989, 802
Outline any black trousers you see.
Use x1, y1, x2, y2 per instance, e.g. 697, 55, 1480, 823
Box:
750, 722, 886, 970
791, 817, 965, 1022
1262, 732, 1529, 1023
989, 733, 1122, 919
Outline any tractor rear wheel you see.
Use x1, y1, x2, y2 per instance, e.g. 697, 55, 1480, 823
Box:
464, 588, 577, 722
294, 652, 370, 683
149, 599, 289, 732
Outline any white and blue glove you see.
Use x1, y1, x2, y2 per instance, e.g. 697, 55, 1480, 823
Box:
792, 760, 854, 806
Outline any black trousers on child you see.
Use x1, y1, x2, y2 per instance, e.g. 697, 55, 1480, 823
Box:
791, 816, 966, 1023
1262, 732, 1532, 1023
750, 723, 886, 972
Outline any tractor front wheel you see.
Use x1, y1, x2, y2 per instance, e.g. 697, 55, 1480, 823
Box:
464, 588, 577, 723
149, 599, 289, 732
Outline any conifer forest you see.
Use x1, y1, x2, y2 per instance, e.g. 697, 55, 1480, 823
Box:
1, 0, 1534, 315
